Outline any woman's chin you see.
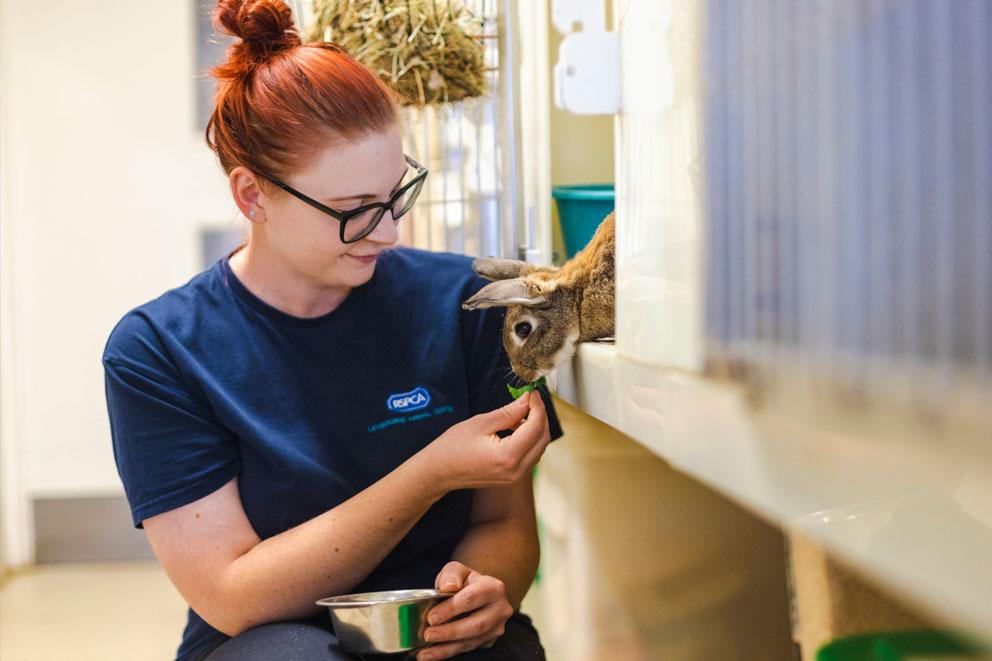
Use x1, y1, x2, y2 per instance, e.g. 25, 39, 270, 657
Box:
318, 252, 382, 288
341, 261, 377, 286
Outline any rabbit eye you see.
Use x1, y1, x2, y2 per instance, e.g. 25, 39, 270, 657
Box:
514, 322, 533, 339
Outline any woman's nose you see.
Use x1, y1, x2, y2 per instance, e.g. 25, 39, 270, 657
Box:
366, 210, 399, 245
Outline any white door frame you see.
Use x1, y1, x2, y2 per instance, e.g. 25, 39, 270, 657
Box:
0, 0, 37, 571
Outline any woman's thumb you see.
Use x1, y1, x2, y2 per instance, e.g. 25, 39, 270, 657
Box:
478, 392, 530, 431
436, 561, 470, 592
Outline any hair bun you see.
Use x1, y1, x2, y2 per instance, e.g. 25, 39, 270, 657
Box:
214, 0, 301, 68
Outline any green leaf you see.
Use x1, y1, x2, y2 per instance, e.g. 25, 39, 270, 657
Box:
507, 376, 547, 399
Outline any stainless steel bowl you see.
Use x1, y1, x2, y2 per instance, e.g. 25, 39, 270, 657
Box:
316, 589, 452, 654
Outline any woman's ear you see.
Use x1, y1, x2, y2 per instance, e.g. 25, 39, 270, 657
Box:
230, 166, 266, 222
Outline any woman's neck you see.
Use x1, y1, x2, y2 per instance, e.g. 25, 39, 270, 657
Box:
228, 242, 352, 319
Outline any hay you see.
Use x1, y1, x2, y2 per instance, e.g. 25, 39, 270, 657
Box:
306, 0, 490, 107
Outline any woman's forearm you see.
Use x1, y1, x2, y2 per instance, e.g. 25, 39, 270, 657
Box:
450, 518, 540, 609
214, 452, 447, 634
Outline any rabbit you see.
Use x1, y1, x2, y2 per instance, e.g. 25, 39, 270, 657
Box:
462, 212, 615, 382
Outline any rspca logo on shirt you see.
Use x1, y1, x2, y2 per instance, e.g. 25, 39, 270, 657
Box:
386, 386, 431, 412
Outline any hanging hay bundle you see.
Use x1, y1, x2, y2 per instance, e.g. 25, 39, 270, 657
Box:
306, 0, 489, 107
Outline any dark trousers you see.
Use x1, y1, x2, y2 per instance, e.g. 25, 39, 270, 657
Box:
198, 612, 545, 661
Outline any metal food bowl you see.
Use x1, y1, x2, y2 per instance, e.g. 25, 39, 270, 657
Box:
316, 589, 452, 654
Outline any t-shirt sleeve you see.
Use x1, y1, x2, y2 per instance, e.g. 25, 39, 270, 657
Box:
103, 313, 242, 528
461, 278, 564, 441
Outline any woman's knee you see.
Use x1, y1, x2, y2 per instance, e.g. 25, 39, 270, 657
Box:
204, 621, 358, 660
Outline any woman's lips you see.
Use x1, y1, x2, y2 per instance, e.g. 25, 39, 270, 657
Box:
348, 253, 379, 264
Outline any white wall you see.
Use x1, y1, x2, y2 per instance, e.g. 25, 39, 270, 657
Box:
2, 0, 238, 501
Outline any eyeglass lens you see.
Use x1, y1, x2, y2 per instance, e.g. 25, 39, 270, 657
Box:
342, 175, 426, 243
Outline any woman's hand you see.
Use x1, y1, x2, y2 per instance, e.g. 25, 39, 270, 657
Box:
417, 561, 515, 661
418, 392, 550, 493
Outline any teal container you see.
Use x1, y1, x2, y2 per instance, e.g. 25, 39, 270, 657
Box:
552, 184, 615, 258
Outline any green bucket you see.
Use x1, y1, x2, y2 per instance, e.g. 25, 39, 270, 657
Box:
552, 184, 615, 259
816, 630, 990, 660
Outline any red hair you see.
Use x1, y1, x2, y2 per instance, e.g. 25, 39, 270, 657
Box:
206, 0, 398, 181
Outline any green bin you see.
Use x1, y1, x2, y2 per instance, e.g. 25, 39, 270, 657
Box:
552, 184, 615, 258
817, 630, 990, 661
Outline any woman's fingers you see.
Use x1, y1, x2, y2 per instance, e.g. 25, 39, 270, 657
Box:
482, 394, 548, 481
436, 390, 549, 489
428, 575, 498, 625
506, 394, 546, 447
474, 388, 547, 440
419, 570, 513, 659
474, 393, 531, 433
516, 421, 551, 473
424, 601, 507, 644
423, 579, 512, 640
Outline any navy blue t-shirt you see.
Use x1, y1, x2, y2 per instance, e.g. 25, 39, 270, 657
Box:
102, 248, 562, 661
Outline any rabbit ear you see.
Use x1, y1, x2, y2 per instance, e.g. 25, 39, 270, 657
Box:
461, 278, 549, 310
472, 257, 543, 281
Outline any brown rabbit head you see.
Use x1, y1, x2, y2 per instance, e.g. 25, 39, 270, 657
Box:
461, 259, 581, 382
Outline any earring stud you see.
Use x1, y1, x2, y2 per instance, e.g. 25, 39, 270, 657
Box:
249, 210, 256, 218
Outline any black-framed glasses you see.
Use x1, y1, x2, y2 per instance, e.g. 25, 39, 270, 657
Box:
268, 155, 428, 244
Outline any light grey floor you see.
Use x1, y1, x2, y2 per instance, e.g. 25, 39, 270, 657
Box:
0, 561, 188, 661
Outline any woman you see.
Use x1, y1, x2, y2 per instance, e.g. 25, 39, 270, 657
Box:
102, 2, 561, 659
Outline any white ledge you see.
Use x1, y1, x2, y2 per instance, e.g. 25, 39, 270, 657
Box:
551, 341, 992, 638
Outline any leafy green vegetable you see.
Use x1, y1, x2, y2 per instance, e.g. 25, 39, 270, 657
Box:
507, 376, 547, 399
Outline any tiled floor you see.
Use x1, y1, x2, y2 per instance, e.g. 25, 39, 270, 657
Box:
0, 562, 546, 661
0, 561, 188, 661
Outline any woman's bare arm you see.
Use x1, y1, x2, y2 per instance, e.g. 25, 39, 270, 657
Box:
144, 455, 442, 636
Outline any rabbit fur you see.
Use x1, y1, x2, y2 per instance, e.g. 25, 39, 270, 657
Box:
462, 212, 615, 382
